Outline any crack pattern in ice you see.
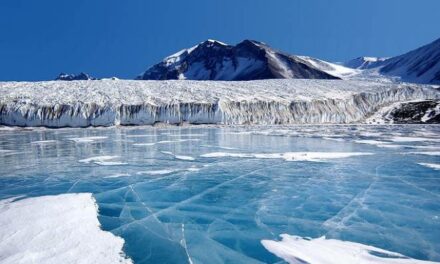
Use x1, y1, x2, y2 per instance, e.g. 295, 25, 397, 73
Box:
0, 125, 439, 263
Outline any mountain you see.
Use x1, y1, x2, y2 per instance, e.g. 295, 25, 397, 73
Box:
378, 38, 440, 84
137, 39, 340, 81
344, 57, 388, 69
344, 38, 440, 84
55, 72, 96, 81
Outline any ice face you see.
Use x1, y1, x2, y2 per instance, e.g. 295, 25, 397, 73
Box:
1, 79, 439, 127
0, 125, 439, 263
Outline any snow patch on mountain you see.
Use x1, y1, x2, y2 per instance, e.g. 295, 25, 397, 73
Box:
344, 57, 388, 69
298, 56, 359, 78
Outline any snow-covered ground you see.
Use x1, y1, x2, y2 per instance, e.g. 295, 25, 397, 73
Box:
0, 79, 438, 127
0, 193, 132, 264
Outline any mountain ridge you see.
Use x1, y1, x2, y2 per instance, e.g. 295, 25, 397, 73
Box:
344, 37, 440, 84
137, 39, 340, 81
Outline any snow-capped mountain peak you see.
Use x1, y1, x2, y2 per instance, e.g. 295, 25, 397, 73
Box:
137, 39, 339, 81
162, 39, 229, 68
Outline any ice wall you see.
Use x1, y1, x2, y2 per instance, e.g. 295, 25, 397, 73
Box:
0, 79, 438, 127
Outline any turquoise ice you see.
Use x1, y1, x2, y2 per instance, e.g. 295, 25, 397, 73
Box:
0, 125, 439, 263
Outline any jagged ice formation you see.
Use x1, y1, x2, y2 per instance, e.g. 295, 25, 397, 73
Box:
0, 79, 439, 127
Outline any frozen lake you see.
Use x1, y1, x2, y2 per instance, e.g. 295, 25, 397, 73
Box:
0, 125, 439, 263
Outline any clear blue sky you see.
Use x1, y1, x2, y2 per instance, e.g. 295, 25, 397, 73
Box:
1, 0, 439, 81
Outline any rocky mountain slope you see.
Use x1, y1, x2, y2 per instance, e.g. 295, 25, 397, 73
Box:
345, 38, 440, 84
137, 40, 339, 81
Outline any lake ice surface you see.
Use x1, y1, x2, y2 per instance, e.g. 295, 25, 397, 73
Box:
0, 125, 439, 264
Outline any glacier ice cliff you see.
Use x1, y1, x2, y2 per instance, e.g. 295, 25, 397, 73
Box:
0, 79, 439, 127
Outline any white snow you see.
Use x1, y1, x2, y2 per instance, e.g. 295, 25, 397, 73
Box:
94, 161, 128, 166
408, 151, 440, 156
298, 56, 360, 78
79, 155, 126, 165
421, 103, 440, 122
390, 137, 440, 142
0, 79, 438, 127
354, 139, 390, 146
161, 150, 195, 161
30, 140, 57, 144
200, 152, 373, 162
0, 193, 132, 264
344, 56, 388, 69
418, 163, 440, 170
365, 102, 403, 124
175, 155, 195, 161
261, 234, 436, 264
67, 136, 108, 143
105, 173, 131, 178
79, 155, 120, 163
136, 169, 177, 175
133, 143, 156, 146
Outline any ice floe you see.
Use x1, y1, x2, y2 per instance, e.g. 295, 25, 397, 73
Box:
125, 134, 157, 138
418, 163, 440, 170
354, 139, 390, 145
390, 136, 440, 143
133, 142, 156, 146
67, 136, 108, 143
261, 234, 437, 264
30, 140, 57, 144
0, 193, 132, 264
133, 139, 199, 146
94, 161, 128, 166
136, 169, 177, 175
161, 151, 195, 161
79, 155, 126, 166
104, 173, 131, 178
200, 152, 373, 162
353, 139, 403, 148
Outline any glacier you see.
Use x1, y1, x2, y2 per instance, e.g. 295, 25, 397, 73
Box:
0, 79, 439, 127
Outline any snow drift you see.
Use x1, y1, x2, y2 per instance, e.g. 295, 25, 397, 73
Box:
0, 79, 439, 127
0, 193, 132, 264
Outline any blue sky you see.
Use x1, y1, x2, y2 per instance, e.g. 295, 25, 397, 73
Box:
1, 0, 439, 81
